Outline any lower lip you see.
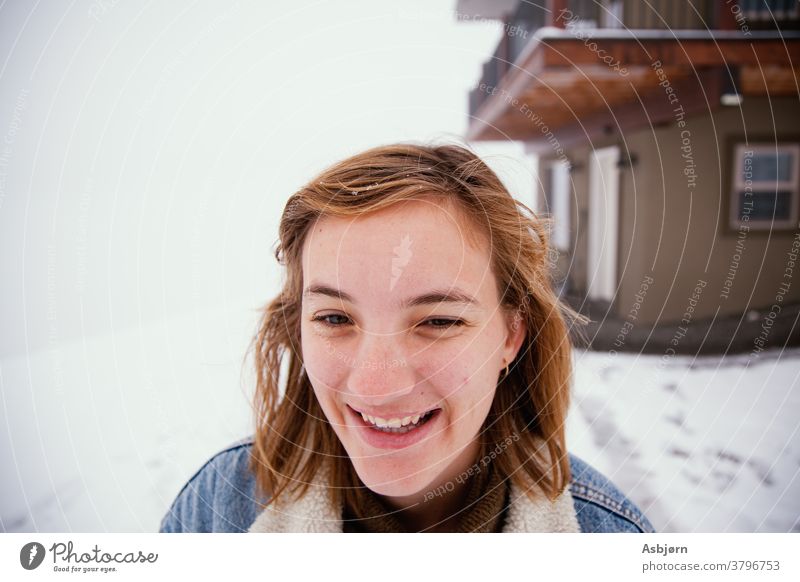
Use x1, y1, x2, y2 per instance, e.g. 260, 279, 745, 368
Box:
347, 406, 442, 450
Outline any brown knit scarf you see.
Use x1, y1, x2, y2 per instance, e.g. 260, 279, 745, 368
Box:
342, 459, 510, 533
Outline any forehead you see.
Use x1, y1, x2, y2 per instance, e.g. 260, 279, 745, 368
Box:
301, 199, 496, 307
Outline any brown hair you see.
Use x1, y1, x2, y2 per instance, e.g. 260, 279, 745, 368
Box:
248, 141, 589, 513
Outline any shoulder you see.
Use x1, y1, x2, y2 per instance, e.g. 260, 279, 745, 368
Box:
159, 436, 263, 533
567, 454, 656, 533
158, 439, 655, 533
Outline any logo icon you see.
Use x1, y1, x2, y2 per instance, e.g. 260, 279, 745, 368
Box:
20, 542, 46, 570
390, 234, 413, 291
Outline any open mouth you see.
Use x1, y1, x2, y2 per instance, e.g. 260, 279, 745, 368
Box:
348, 405, 441, 434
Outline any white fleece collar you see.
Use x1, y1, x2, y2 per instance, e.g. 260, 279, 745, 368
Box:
248, 461, 580, 533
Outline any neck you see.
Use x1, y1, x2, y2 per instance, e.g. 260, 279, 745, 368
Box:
375, 439, 482, 532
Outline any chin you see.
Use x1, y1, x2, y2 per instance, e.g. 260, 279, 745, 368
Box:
351, 459, 436, 498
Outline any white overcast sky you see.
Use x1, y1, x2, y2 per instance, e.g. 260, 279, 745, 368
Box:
0, 0, 535, 358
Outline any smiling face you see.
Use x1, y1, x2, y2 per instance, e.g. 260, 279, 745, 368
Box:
300, 198, 526, 499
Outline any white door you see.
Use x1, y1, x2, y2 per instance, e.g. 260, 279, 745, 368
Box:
587, 146, 620, 302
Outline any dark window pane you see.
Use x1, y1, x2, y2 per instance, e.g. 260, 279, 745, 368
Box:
739, 190, 792, 221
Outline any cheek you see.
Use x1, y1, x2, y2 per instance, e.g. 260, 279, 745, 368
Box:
301, 327, 349, 403
421, 349, 497, 409
427, 330, 502, 382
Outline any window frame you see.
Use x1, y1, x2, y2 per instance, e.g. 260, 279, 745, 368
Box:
728, 142, 800, 232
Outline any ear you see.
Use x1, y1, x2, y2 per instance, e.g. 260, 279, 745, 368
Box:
503, 309, 527, 365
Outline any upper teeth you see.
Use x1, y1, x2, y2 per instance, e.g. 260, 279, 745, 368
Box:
360, 411, 428, 428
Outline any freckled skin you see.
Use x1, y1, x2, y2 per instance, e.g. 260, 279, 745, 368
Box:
300, 198, 526, 514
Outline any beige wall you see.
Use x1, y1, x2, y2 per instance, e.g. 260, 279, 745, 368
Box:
539, 96, 800, 325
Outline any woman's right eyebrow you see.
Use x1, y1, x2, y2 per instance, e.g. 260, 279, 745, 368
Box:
303, 284, 355, 303
303, 283, 482, 309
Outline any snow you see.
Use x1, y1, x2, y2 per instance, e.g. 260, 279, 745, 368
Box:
567, 347, 800, 532
1, 312, 798, 532
0, 308, 255, 532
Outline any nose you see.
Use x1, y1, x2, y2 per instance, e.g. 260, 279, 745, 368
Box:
344, 332, 415, 405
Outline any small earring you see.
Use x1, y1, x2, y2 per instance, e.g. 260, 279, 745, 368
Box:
499, 360, 511, 381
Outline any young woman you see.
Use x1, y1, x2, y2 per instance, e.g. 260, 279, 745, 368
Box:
160, 143, 654, 533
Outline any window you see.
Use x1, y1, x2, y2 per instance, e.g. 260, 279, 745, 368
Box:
730, 143, 800, 230
740, 0, 800, 22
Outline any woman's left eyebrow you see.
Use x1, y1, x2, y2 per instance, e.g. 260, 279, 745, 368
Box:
303, 283, 482, 309
403, 289, 481, 309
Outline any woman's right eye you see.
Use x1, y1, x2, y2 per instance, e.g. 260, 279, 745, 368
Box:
312, 314, 351, 327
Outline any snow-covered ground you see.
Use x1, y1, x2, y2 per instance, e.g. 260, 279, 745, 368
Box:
1, 311, 798, 532
568, 347, 800, 532
0, 309, 255, 532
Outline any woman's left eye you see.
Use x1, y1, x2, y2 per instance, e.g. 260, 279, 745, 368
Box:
424, 318, 465, 329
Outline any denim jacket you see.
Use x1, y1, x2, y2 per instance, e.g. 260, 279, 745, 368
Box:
159, 436, 655, 533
